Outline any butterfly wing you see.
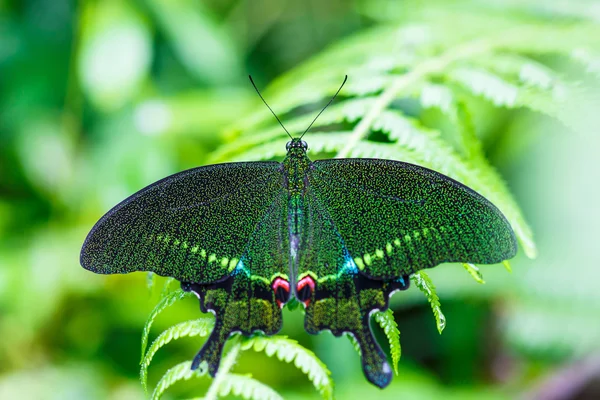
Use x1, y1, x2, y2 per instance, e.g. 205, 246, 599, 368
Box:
309, 158, 517, 280
80, 161, 284, 284
81, 161, 290, 376
298, 157, 517, 388
297, 188, 408, 388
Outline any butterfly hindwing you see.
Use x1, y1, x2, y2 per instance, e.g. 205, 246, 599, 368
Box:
309, 158, 517, 280
297, 189, 409, 388
80, 162, 283, 284
183, 187, 290, 376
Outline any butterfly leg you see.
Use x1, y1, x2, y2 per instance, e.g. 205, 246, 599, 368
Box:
302, 271, 410, 388
182, 268, 286, 376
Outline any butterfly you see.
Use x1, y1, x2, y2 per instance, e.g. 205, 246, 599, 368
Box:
80, 75, 517, 388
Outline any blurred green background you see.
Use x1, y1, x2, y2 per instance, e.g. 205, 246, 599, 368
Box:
1, 0, 600, 399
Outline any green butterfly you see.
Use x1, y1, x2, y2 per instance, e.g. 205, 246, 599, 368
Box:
80, 76, 517, 388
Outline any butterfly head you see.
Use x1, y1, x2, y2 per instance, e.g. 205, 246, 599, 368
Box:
286, 138, 308, 152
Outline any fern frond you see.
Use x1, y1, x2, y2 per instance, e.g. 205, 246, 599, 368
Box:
141, 289, 192, 362
374, 309, 401, 375
449, 66, 519, 107
151, 360, 207, 400
518, 62, 554, 90
447, 63, 592, 133
572, 48, 600, 78
241, 335, 334, 400
204, 337, 243, 400
419, 81, 452, 110
412, 271, 446, 334
217, 373, 284, 400
141, 318, 214, 392
462, 263, 485, 284
161, 277, 176, 297
452, 102, 481, 162
345, 332, 362, 355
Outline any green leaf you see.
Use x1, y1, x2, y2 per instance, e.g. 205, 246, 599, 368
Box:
141, 318, 214, 392
448, 66, 520, 107
346, 332, 361, 355
151, 360, 207, 400
141, 289, 192, 363
374, 309, 401, 375
241, 336, 334, 400
446, 63, 596, 133
412, 271, 446, 334
217, 373, 284, 400
462, 263, 486, 284
161, 277, 176, 298
133, 4, 600, 396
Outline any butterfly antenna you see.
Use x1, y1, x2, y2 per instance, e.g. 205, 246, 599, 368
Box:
249, 75, 292, 140
300, 75, 347, 139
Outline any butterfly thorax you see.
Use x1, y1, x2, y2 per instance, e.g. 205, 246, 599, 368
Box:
282, 146, 311, 196
282, 140, 311, 281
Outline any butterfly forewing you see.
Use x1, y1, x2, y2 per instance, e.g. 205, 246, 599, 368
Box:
308, 158, 517, 280
80, 161, 283, 284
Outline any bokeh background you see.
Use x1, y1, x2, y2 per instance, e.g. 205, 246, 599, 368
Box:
1, 0, 600, 399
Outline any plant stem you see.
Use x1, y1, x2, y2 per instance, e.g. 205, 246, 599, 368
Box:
205, 336, 242, 400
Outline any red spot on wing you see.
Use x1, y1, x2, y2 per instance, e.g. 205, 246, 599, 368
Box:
296, 276, 315, 307
297, 276, 315, 291
272, 277, 290, 308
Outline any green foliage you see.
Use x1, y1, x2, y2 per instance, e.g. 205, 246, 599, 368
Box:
141, 318, 214, 392
462, 263, 486, 284
151, 360, 207, 400
215, 373, 284, 400
141, 289, 193, 361
374, 310, 401, 375
412, 272, 446, 334
140, 291, 333, 399
241, 336, 334, 399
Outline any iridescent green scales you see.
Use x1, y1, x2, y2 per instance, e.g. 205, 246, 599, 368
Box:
80, 80, 517, 389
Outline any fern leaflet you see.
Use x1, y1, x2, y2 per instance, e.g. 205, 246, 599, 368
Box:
241, 335, 334, 400
141, 289, 191, 362
141, 318, 214, 392
374, 309, 401, 375
412, 271, 446, 334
